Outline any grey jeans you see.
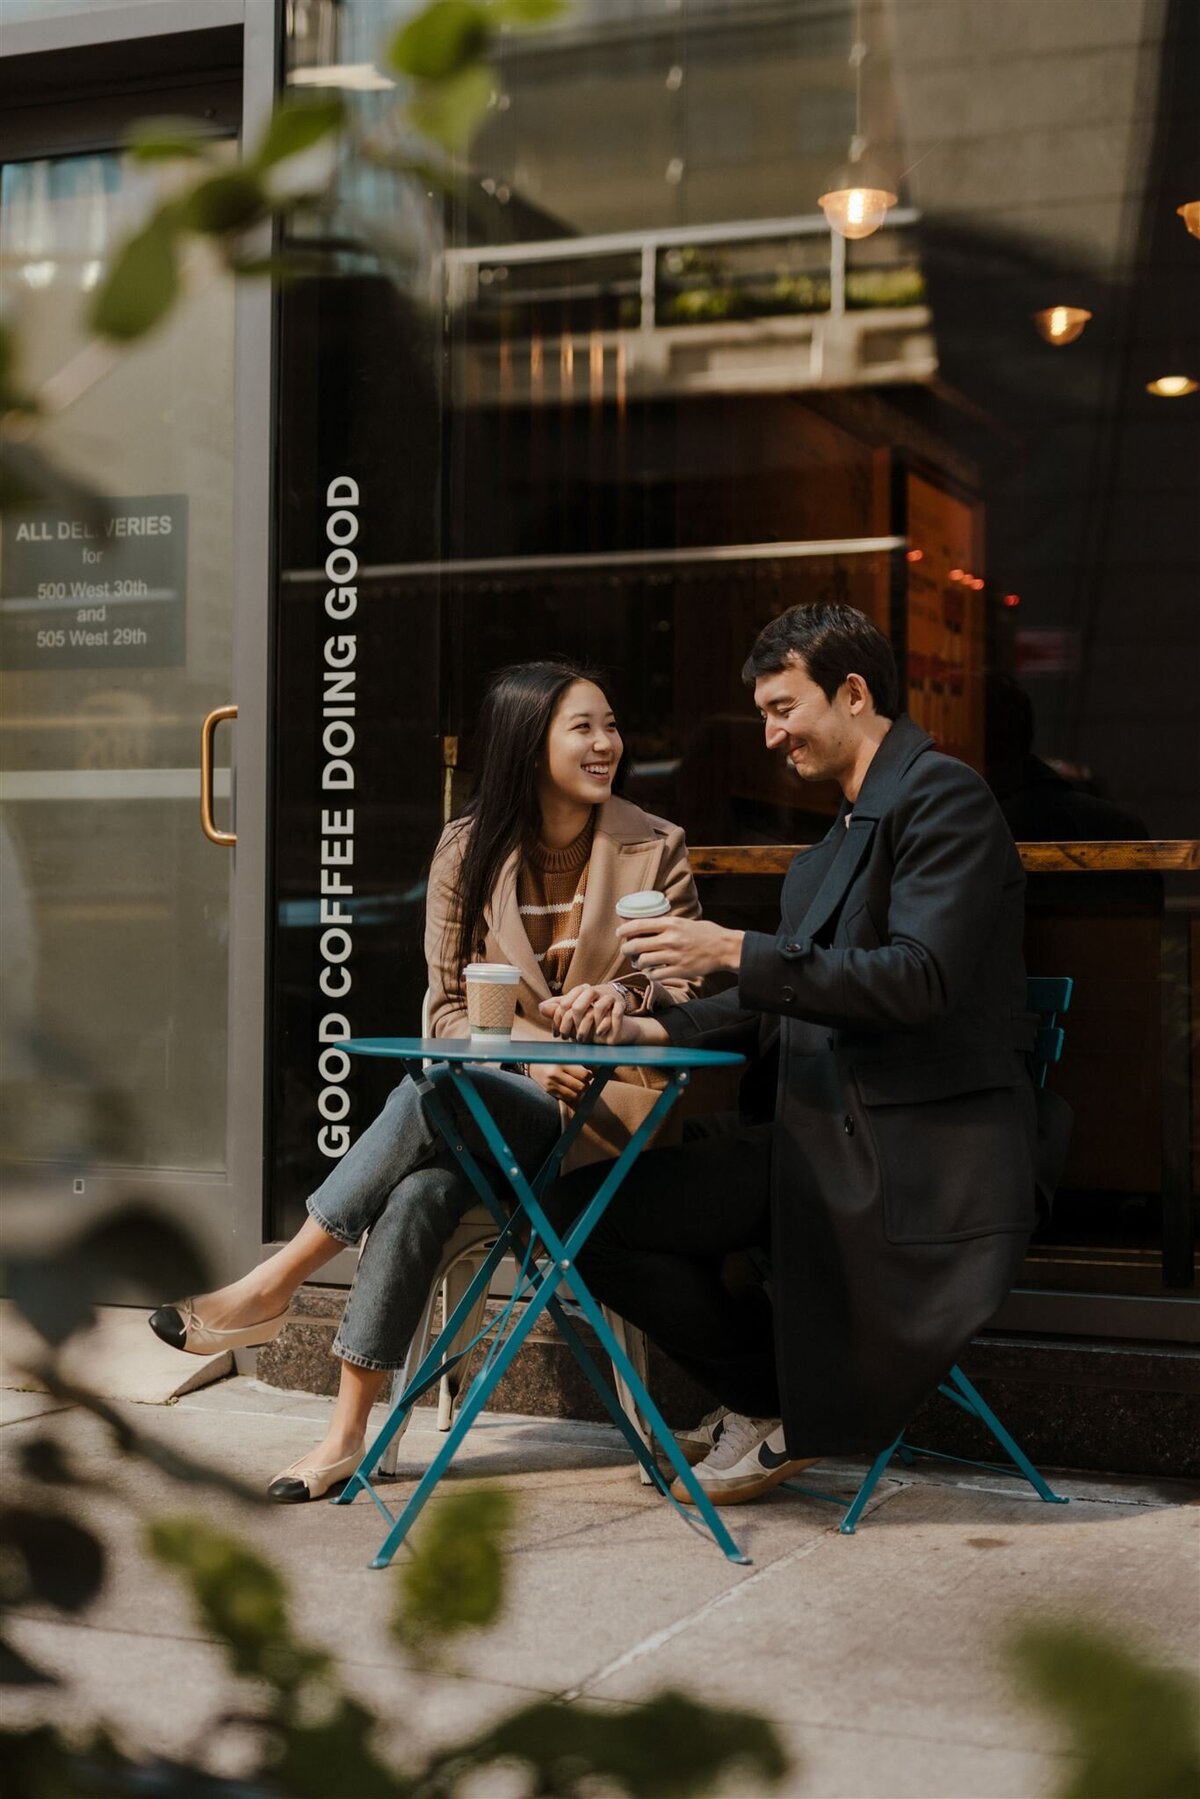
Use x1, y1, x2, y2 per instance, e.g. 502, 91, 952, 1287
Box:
307, 1065, 560, 1371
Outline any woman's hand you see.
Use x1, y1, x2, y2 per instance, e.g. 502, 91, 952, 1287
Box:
543, 982, 629, 1044
539, 993, 667, 1048
527, 1061, 593, 1105
616, 915, 744, 984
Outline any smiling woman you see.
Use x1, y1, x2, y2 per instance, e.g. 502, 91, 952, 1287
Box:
148, 654, 706, 1502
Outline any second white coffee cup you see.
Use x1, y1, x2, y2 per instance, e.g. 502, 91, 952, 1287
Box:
615, 890, 670, 921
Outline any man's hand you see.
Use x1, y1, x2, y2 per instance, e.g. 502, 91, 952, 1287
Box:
616, 915, 744, 984
527, 1062, 594, 1105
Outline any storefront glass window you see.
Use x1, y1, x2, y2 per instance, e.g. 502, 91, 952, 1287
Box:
273, 0, 1197, 1313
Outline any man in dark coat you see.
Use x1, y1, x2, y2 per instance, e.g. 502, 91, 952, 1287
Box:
544, 602, 1042, 1504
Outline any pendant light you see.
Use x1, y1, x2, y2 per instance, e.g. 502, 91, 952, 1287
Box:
1033, 305, 1092, 346
1145, 374, 1198, 397
818, 1, 897, 241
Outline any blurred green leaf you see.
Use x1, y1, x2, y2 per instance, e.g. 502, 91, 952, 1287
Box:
271, 1696, 409, 1799
225, 251, 331, 282
127, 116, 214, 162
182, 170, 269, 235
388, 0, 491, 80
89, 208, 180, 342
255, 97, 346, 171
148, 1517, 326, 1690
0, 443, 106, 519
434, 1688, 791, 1796
83, 1203, 210, 1305
407, 61, 495, 152
0, 1507, 105, 1614
5, 1201, 209, 1348
1011, 1620, 1200, 1799
0, 1640, 58, 1687
0, 322, 37, 417
394, 1487, 512, 1651
494, 0, 568, 23
17, 1436, 94, 1488
5, 1255, 93, 1347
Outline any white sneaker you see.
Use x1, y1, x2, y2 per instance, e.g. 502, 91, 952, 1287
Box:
670, 1413, 821, 1507
674, 1406, 729, 1467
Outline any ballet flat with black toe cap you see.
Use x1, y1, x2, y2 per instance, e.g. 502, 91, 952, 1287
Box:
148, 1300, 290, 1357
267, 1444, 365, 1505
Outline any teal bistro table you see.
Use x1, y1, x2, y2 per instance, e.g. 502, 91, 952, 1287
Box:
333, 1037, 748, 1568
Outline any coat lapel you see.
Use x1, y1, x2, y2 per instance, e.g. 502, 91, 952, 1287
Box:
487, 847, 549, 999
792, 814, 877, 942
561, 798, 657, 991
789, 716, 933, 944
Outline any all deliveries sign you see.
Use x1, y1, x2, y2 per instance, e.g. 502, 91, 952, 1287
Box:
0, 495, 188, 670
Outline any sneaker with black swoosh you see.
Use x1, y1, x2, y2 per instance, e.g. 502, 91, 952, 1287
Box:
673, 1406, 729, 1466
669, 1413, 821, 1506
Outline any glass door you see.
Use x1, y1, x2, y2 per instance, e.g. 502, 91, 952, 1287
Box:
0, 72, 263, 1279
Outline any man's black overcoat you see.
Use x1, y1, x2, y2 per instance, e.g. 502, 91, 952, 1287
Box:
660, 715, 1041, 1455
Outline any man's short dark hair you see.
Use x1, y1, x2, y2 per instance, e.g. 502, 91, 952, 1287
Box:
741, 603, 900, 719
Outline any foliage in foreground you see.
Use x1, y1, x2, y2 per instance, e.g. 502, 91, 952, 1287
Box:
0, 1196, 789, 1798
1010, 1620, 1200, 1799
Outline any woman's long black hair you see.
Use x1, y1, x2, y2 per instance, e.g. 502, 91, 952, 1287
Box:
446, 660, 627, 983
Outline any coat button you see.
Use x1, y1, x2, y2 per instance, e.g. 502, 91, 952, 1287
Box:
781, 984, 795, 1002
843, 1115, 855, 1135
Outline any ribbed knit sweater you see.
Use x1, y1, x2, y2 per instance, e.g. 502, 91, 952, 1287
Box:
517, 813, 595, 995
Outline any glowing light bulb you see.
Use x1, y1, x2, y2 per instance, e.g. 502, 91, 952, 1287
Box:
819, 182, 897, 241
1145, 374, 1198, 397
1176, 201, 1200, 239
1033, 306, 1092, 346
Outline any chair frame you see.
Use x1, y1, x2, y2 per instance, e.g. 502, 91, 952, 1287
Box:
784, 975, 1075, 1532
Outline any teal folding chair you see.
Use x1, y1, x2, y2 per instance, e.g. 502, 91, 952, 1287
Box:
789, 975, 1074, 1533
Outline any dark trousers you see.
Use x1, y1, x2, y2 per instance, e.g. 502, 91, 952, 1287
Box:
545, 1118, 781, 1419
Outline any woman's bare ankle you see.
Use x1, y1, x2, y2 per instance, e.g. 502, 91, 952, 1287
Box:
316, 1422, 366, 1462
194, 1272, 291, 1332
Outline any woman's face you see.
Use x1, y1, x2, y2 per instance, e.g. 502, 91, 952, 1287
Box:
539, 679, 623, 810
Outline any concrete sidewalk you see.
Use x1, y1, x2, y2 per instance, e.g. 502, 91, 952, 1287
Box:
3, 1377, 1197, 1798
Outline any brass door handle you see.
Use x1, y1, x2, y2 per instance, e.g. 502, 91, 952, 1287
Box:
200, 704, 237, 846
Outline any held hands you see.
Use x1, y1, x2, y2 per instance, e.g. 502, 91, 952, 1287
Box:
541, 982, 640, 1046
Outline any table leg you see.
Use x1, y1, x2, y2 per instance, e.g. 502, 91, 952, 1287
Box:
365, 1246, 575, 1569
447, 1070, 752, 1567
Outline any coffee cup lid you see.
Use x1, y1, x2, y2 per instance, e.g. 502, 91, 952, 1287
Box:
465, 962, 520, 983
615, 890, 670, 918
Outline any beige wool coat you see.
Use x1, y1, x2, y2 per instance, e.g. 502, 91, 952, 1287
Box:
424, 796, 702, 1169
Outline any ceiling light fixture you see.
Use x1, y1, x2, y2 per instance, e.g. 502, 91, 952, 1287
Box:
1176, 201, 1200, 239
1033, 305, 1092, 346
1145, 374, 1198, 397
818, 1, 897, 240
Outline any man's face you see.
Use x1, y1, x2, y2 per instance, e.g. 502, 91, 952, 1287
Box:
753, 657, 858, 785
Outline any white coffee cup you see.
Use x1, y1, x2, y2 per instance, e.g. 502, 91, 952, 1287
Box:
615, 890, 669, 972
464, 962, 520, 1037
615, 890, 670, 921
